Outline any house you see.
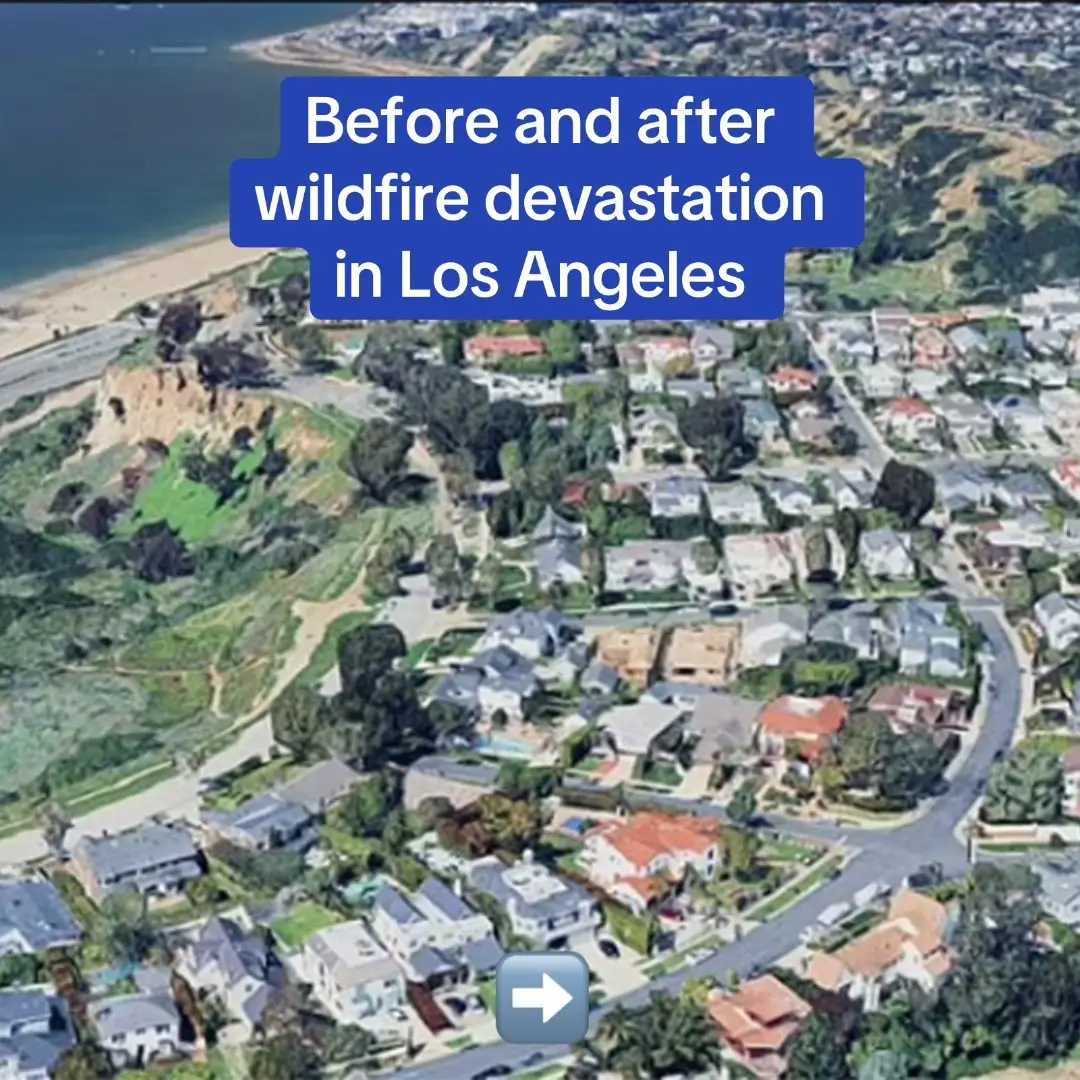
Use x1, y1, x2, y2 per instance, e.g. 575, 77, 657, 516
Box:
740, 605, 809, 668
580, 811, 722, 914
936, 463, 992, 516
764, 478, 814, 518
742, 398, 782, 443
464, 334, 544, 366
649, 476, 704, 519
535, 537, 583, 590
859, 528, 916, 581
89, 993, 180, 1069
466, 856, 601, 949
858, 362, 906, 400
594, 628, 662, 689
599, 699, 685, 758
1053, 460, 1080, 503
629, 405, 680, 453
370, 879, 502, 987
1033, 858, 1080, 927
684, 692, 762, 764
666, 379, 716, 403
724, 532, 798, 600
475, 608, 570, 661
297, 920, 406, 1031
992, 394, 1047, 441
805, 891, 954, 1010
0, 991, 73, 1080
907, 368, 950, 400
1040, 387, 1080, 442
758, 695, 848, 761
767, 366, 816, 398
275, 758, 364, 816
707, 483, 766, 527
532, 507, 585, 545
1034, 592, 1080, 653
471, 647, 542, 719
878, 398, 938, 443
707, 975, 812, 1079
994, 470, 1056, 511
403, 757, 491, 813
660, 625, 741, 689
690, 326, 735, 370
639, 336, 693, 374
175, 916, 281, 1036
934, 393, 995, 441
580, 659, 620, 697
823, 470, 873, 511
72, 824, 202, 903
809, 606, 878, 660
948, 323, 988, 356
0, 882, 80, 956
605, 541, 686, 594
867, 684, 959, 735
1064, 746, 1080, 816
202, 793, 317, 855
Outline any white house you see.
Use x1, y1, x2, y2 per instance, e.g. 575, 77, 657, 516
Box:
859, 362, 906, 401
724, 532, 799, 599
605, 541, 686, 594
89, 993, 180, 1069
859, 529, 916, 581
706, 483, 766, 528
296, 921, 407, 1031
1034, 592, 1080, 654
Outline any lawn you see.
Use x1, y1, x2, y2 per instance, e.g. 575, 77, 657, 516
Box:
643, 934, 722, 978
202, 757, 297, 811
296, 610, 376, 688
428, 627, 484, 661
271, 902, 343, 950
477, 978, 497, 1013
750, 855, 844, 921
760, 837, 824, 866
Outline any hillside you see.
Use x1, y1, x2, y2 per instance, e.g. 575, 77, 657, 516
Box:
793, 99, 1080, 309
0, 360, 431, 822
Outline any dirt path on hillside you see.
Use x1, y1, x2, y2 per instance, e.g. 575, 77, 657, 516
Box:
0, 381, 98, 442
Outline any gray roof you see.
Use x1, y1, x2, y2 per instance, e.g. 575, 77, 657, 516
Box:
0, 993, 72, 1077
581, 660, 620, 696
75, 823, 198, 881
374, 885, 424, 928
0, 990, 53, 1030
535, 537, 581, 586
467, 858, 592, 924
417, 878, 472, 922
408, 946, 459, 979
431, 668, 483, 709
203, 792, 313, 849
461, 936, 504, 974
0, 880, 81, 952
276, 758, 362, 813
89, 993, 178, 1041
533, 507, 584, 543
687, 693, 761, 760
188, 917, 269, 988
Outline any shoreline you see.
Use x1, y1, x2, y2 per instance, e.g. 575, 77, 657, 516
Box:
0, 226, 274, 362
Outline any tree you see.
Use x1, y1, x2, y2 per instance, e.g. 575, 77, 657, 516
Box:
726, 782, 757, 827
38, 802, 71, 856
498, 439, 525, 482
335, 671, 435, 770
336, 773, 400, 840
787, 1012, 853, 1080
690, 538, 720, 576
582, 535, 607, 601
271, 683, 332, 762
872, 460, 935, 527
249, 1035, 320, 1080
97, 892, 161, 964
425, 533, 464, 605
722, 827, 760, 880
344, 419, 413, 504
337, 623, 407, 702
473, 555, 503, 608
981, 743, 1063, 824
53, 1043, 114, 1080
128, 522, 195, 583
471, 793, 551, 855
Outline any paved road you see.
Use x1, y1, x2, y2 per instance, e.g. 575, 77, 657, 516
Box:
393, 601, 1020, 1080
0, 322, 142, 411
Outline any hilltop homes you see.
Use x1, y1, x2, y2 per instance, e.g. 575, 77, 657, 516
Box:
579, 811, 722, 914
72, 824, 202, 903
0, 881, 80, 955
804, 890, 954, 1010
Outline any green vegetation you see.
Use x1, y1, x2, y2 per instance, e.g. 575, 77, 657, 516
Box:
271, 902, 343, 950
751, 855, 844, 921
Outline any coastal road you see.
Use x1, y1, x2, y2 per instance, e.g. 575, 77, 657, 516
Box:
392, 601, 1021, 1080
0, 322, 142, 411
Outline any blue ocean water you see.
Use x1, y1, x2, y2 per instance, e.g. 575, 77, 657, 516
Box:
0, 2, 357, 289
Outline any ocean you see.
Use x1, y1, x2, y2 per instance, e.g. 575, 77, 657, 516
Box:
0, 2, 358, 290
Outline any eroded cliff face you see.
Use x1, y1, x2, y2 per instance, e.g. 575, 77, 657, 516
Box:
86, 362, 334, 459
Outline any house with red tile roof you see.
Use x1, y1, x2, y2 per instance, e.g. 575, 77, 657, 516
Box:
767, 366, 817, 398
707, 974, 812, 1079
758, 695, 848, 762
804, 890, 954, 1010
464, 334, 545, 366
580, 811, 721, 914
878, 397, 939, 443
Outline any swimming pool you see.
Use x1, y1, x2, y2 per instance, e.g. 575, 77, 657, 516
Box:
477, 734, 534, 758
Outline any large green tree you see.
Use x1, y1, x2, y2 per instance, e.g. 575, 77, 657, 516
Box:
981, 743, 1063, 824
344, 419, 413, 504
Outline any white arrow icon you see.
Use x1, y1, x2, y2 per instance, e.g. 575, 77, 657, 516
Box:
511, 972, 574, 1023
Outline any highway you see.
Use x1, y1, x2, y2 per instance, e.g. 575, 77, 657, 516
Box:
0, 322, 142, 411
394, 600, 1022, 1080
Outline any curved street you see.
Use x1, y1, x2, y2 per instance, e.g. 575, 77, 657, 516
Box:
394, 602, 1024, 1080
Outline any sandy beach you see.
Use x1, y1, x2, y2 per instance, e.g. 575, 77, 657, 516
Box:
0, 226, 273, 362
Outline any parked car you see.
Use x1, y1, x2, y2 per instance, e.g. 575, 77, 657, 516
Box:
599, 939, 620, 959
471, 1067, 512, 1080
520, 1053, 545, 1069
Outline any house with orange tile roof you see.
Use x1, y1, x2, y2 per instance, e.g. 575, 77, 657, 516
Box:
580, 811, 722, 915
707, 974, 812, 1079
878, 397, 939, 443
804, 890, 954, 1010
767, 366, 817, 399
464, 334, 545, 367
758, 695, 848, 763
